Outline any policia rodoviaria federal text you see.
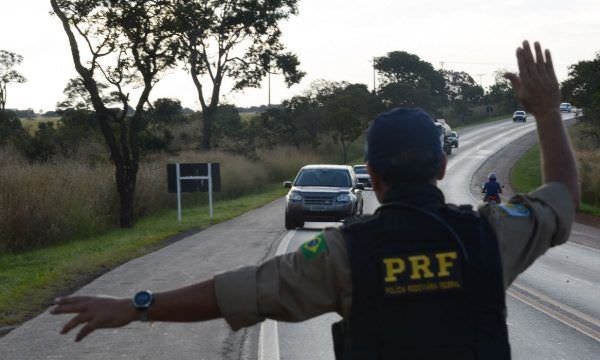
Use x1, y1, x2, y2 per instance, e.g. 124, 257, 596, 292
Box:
52, 41, 579, 359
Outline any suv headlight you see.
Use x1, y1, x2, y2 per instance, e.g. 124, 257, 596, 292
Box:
336, 193, 351, 202
289, 192, 303, 201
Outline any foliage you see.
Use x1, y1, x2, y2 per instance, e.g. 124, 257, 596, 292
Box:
56, 78, 114, 112
0, 110, 26, 146
374, 51, 446, 112
320, 82, 377, 163
150, 98, 185, 124
211, 104, 243, 148
485, 70, 518, 114
173, 0, 305, 150
0, 50, 27, 110
441, 70, 484, 123
51, 0, 181, 227
562, 52, 600, 126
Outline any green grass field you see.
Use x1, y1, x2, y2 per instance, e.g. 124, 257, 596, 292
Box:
510, 145, 542, 193
510, 144, 600, 216
0, 183, 287, 327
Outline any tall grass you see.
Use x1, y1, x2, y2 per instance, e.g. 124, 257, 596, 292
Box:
571, 123, 600, 209
0, 140, 356, 251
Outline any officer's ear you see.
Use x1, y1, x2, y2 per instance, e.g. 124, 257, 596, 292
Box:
437, 154, 447, 181
366, 163, 389, 202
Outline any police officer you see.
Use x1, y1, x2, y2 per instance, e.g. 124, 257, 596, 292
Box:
52, 41, 579, 359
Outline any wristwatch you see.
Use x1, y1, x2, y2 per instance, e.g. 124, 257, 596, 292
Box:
132, 290, 154, 321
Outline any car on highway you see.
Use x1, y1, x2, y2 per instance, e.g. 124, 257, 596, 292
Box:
352, 164, 372, 188
512, 110, 527, 122
446, 131, 459, 148
283, 164, 364, 229
560, 102, 572, 113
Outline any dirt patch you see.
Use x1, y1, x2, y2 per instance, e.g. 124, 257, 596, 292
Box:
575, 212, 600, 229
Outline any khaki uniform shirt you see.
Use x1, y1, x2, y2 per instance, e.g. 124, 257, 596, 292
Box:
214, 182, 574, 330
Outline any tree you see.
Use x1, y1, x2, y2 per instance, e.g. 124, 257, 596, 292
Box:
151, 98, 184, 124
562, 53, 600, 126
56, 77, 113, 112
173, 0, 305, 150
485, 70, 518, 114
319, 82, 375, 163
51, 0, 180, 227
442, 70, 484, 122
374, 51, 445, 112
0, 50, 27, 110
0, 110, 26, 146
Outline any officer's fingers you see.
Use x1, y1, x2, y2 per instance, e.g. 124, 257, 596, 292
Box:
504, 72, 521, 89
521, 41, 537, 79
51, 301, 88, 315
54, 296, 91, 305
61, 313, 91, 335
75, 322, 97, 342
545, 49, 559, 83
534, 42, 547, 78
516, 48, 530, 83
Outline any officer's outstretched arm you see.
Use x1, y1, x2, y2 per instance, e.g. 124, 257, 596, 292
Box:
505, 41, 580, 208
51, 279, 221, 342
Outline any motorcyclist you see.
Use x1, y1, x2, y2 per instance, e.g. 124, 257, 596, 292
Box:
482, 173, 502, 203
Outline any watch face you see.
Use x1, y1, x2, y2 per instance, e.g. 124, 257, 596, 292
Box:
134, 291, 152, 308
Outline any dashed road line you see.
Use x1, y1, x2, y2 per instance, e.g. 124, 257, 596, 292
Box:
258, 230, 296, 360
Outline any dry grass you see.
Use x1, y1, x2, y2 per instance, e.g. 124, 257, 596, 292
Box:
570, 123, 600, 208
578, 150, 600, 207
0, 142, 344, 251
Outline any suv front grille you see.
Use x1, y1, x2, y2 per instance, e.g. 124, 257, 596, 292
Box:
304, 195, 335, 205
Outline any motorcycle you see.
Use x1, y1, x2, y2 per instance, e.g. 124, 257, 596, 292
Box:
481, 184, 503, 205
483, 193, 501, 205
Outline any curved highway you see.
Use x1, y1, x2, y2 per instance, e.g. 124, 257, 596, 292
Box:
267, 114, 600, 360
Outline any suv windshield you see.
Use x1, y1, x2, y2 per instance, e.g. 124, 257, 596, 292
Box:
295, 169, 352, 187
515, 111, 525, 115
353, 165, 367, 174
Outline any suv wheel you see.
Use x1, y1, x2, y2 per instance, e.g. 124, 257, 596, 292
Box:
285, 213, 304, 230
285, 212, 296, 230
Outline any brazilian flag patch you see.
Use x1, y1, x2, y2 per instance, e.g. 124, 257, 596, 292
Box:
300, 233, 329, 260
498, 203, 531, 218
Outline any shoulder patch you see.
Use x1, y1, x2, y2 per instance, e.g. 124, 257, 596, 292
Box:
300, 232, 329, 260
498, 203, 531, 217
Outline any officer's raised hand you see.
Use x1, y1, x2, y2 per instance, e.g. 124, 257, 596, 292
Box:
505, 41, 560, 117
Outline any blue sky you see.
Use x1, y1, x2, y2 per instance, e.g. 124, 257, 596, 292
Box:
1, 0, 599, 112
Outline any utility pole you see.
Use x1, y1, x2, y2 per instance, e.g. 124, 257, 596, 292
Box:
476, 73, 485, 87
268, 71, 271, 107
371, 58, 377, 93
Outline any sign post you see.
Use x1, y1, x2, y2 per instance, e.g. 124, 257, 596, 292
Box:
167, 163, 221, 224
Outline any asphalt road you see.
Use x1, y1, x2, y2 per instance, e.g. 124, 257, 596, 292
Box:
273, 114, 600, 360
1, 115, 598, 359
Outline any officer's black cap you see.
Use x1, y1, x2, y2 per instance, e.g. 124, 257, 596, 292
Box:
365, 107, 443, 183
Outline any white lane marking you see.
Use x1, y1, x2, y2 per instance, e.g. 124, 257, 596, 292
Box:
258, 320, 280, 360
258, 230, 296, 360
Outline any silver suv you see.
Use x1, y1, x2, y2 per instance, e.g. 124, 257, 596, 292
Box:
283, 165, 364, 229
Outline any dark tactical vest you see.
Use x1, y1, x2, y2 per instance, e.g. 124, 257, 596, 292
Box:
333, 184, 510, 360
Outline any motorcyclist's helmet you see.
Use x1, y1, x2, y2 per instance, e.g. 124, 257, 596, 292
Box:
489, 173, 497, 181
